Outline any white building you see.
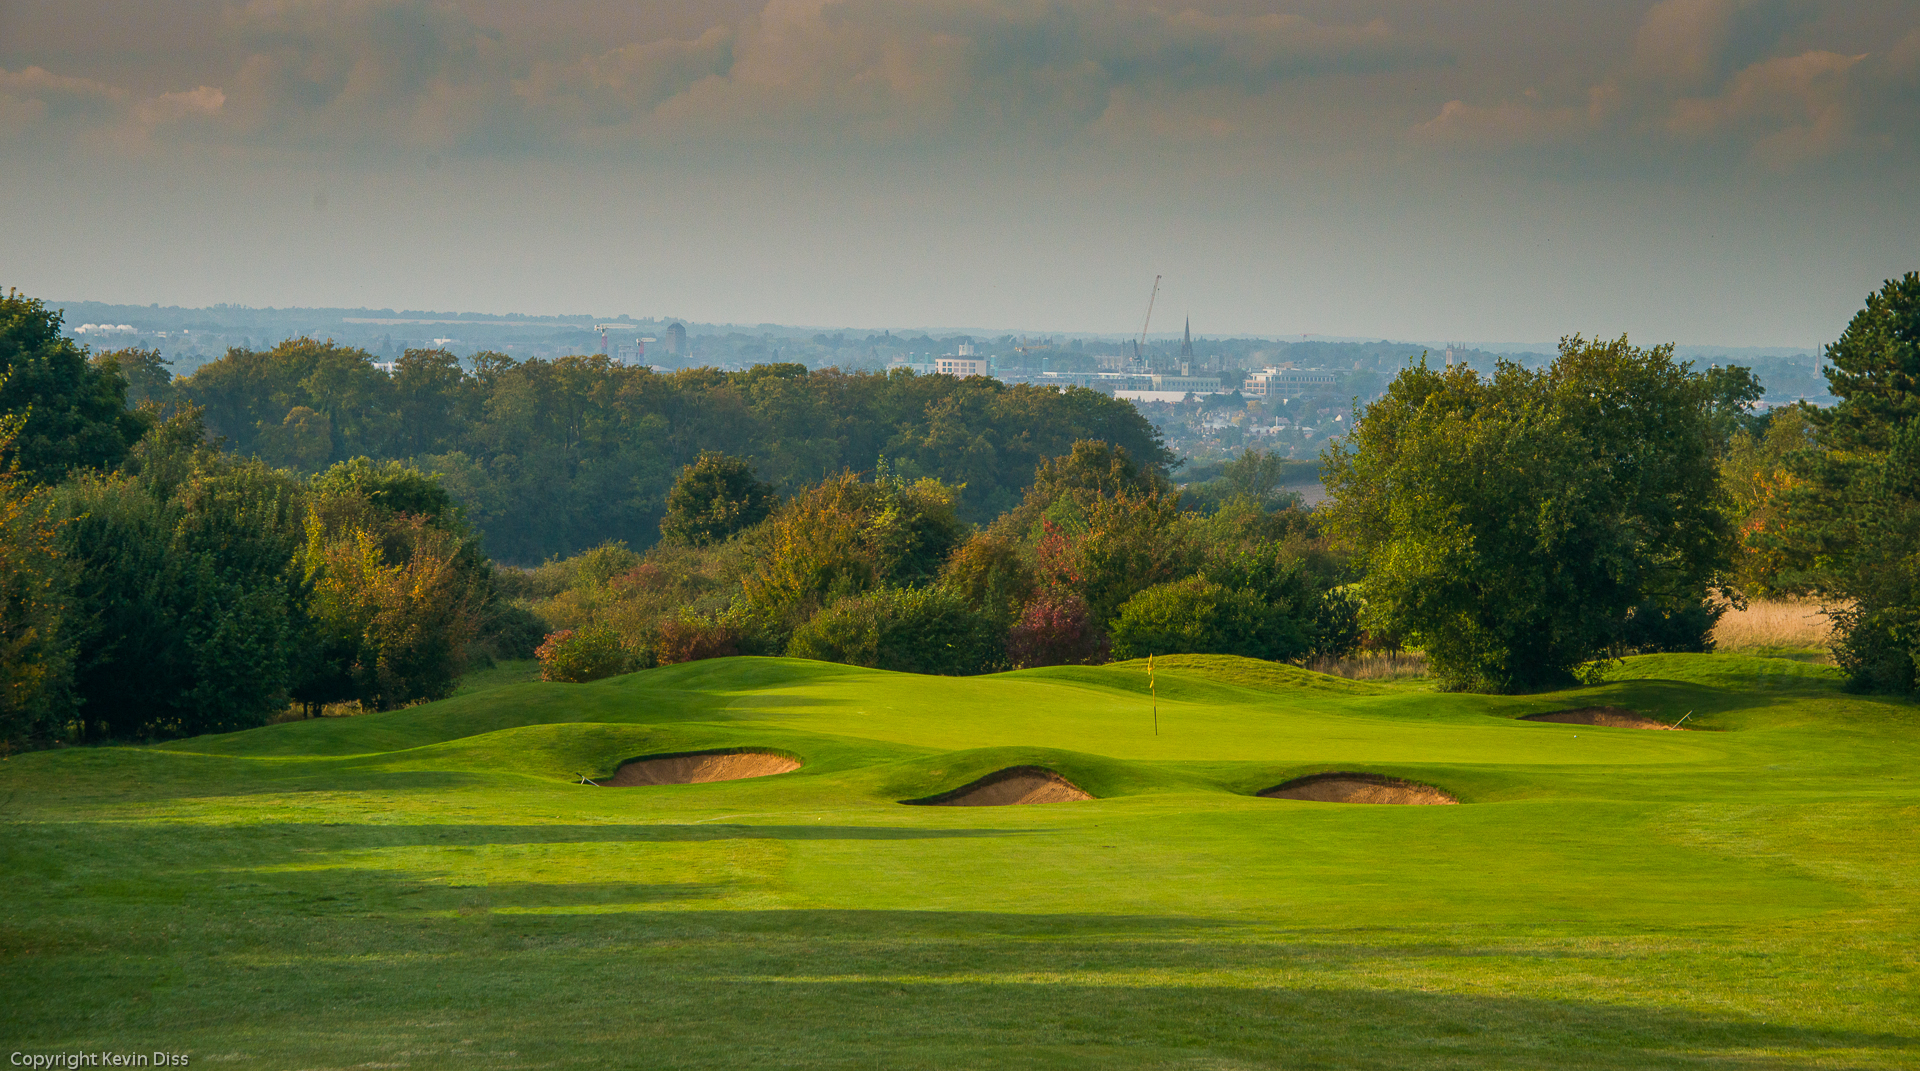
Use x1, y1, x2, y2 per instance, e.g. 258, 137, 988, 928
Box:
1148, 373, 1223, 393
1243, 367, 1337, 396
936, 356, 993, 378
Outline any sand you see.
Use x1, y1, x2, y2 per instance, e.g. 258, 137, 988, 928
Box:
602, 750, 800, 786
1522, 706, 1680, 730
1259, 773, 1458, 805
908, 766, 1094, 806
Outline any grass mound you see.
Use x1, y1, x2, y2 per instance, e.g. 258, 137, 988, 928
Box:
903, 765, 1094, 806
1259, 772, 1458, 805
601, 748, 801, 786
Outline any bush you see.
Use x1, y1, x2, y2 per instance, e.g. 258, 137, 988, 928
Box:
789, 587, 1003, 675
1005, 591, 1107, 668
653, 614, 743, 665
1109, 578, 1305, 661
535, 626, 639, 683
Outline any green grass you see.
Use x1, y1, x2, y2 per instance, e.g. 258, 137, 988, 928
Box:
3, 653, 1916, 1068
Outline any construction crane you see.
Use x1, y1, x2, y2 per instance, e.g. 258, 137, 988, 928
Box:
1134, 274, 1161, 365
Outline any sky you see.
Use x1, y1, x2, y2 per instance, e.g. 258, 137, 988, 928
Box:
3, 0, 1916, 346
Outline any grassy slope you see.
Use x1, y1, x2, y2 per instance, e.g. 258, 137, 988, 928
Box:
2, 653, 1915, 1069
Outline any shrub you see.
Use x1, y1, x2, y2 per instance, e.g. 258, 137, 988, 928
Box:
1005, 591, 1107, 668
789, 587, 1003, 675
1109, 578, 1303, 661
535, 626, 638, 683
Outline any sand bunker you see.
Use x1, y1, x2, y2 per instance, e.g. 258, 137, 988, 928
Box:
601, 749, 800, 786
906, 766, 1094, 806
1259, 772, 1457, 805
1522, 706, 1679, 730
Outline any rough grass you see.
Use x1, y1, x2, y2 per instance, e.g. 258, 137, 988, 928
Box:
1309, 649, 1431, 680
1713, 599, 1837, 659
2, 652, 1915, 1069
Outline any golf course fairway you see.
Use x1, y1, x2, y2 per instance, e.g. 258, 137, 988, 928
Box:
3, 653, 1915, 1068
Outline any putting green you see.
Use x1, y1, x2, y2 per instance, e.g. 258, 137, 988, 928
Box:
2, 653, 1915, 1068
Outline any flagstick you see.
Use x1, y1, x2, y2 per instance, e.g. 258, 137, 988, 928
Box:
1149, 653, 1158, 736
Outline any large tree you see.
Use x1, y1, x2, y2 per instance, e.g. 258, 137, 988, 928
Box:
1781, 273, 1920, 693
1323, 336, 1731, 692
55, 411, 310, 741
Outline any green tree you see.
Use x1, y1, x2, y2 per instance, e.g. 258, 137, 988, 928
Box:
1, 291, 148, 482
91, 346, 175, 411
55, 411, 310, 741
742, 471, 967, 634
297, 460, 491, 712
0, 374, 74, 751
1781, 273, 1920, 693
661, 452, 776, 546
1323, 336, 1731, 692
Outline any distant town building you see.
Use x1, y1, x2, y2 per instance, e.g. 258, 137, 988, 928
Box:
936, 356, 993, 378
1149, 373, 1223, 393
1243, 367, 1337, 396
666, 322, 687, 356
1094, 354, 1133, 372
957, 342, 975, 356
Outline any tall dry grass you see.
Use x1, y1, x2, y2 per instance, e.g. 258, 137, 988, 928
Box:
1308, 650, 1429, 680
1712, 599, 1836, 654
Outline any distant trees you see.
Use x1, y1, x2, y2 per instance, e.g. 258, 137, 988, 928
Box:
172, 344, 1171, 562
1781, 273, 1920, 694
1324, 336, 1732, 692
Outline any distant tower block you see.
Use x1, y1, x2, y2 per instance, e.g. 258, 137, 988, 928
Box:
666, 322, 688, 357
1444, 343, 1461, 369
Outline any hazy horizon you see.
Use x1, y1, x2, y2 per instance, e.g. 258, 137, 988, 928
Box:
7, 1, 1916, 347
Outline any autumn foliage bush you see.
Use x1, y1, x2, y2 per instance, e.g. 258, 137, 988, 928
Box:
535, 625, 638, 683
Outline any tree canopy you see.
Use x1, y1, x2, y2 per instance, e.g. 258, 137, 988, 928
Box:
1323, 336, 1732, 692
1781, 273, 1920, 693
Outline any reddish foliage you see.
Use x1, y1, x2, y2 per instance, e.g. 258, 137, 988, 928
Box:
608, 563, 668, 596
1033, 520, 1082, 590
654, 617, 741, 665
1006, 590, 1108, 669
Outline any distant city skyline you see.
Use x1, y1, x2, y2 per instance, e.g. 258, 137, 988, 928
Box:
6, 1, 1915, 347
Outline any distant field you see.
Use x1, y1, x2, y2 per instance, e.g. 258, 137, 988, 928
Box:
2, 654, 1915, 1068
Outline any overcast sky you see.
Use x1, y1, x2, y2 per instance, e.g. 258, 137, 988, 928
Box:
4, 0, 1915, 345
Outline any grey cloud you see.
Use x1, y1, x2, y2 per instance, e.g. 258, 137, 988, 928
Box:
4, 0, 1429, 157
1416, 0, 1915, 170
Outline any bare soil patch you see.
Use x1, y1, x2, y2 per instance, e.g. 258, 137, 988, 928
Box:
1523, 706, 1679, 730
1259, 772, 1457, 805
906, 766, 1094, 806
602, 749, 800, 786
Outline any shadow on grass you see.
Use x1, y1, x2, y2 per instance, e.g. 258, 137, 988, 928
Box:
7, 907, 1911, 1069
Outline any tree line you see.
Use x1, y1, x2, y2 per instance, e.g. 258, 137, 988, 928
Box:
125, 339, 1170, 563
2, 274, 1915, 752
